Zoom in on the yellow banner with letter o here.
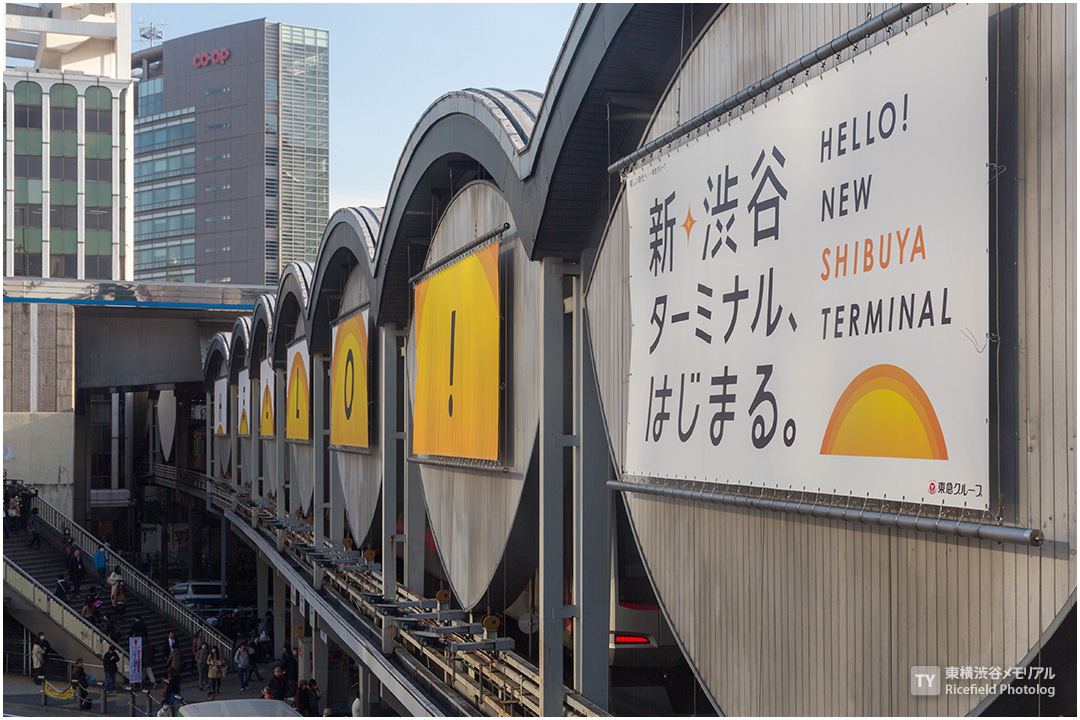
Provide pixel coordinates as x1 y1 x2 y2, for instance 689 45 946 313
412 243 499 460
331 308 370 448
286 341 310 442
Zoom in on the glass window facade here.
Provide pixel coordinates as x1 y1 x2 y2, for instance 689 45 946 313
13 81 43 277
49 84 79 277
84 86 113 279
278 25 329 267
138 76 163 116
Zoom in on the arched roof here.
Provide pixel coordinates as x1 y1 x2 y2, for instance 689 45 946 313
270 262 314 364
204 332 231 383
250 294 276 373
373 88 542 324
308 207 382 356
373 5 717 324
228 316 251 381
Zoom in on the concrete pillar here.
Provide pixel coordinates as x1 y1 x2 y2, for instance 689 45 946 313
257 553 269 618
124 391 134 489
273 571 287 655
313 626 329 712
359 665 380 716
290 592 305 664
378 325 399 653
111 391 120 490
538 258 566 716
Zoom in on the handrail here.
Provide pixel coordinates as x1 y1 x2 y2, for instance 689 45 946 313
29 495 234 658
3 556 129 677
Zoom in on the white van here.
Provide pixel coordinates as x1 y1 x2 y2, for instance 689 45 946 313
168 581 227 606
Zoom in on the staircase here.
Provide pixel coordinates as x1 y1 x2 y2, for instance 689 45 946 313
5 524 197 682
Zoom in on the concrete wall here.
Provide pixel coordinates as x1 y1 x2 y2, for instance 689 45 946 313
3 412 76 518
4 302 75 413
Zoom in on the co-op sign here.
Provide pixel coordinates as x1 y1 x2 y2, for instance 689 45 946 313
193 48 230 68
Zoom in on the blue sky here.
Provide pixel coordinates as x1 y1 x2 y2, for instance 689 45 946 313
131 3 579 211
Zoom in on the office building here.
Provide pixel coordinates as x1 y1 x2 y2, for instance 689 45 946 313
131 19 329 285
4 2 133 281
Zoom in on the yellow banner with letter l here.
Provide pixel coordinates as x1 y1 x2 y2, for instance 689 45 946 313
412 243 500 460
331 308 370 449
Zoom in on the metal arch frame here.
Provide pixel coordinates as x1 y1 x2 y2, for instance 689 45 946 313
308 207 382 355
227 315 252 379
203 331 231 383
269 261 314 363
250 294 277 370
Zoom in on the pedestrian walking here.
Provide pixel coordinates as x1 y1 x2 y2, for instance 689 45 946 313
307 679 322 716
60 527 74 556
113 580 127 615
295 679 310 716
30 639 45 683
54 575 71 603
26 507 41 548
107 566 123 602
66 547 86 596
268 666 287 701
163 666 182 705
93 545 108 585
102 646 120 692
73 658 91 710
234 642 254 691
195 642 209 691
206 647 225 694
167 644 183 676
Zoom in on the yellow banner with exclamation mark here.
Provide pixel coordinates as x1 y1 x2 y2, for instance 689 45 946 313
412 243 500 460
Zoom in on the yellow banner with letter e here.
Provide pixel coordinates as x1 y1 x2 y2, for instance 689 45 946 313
412 243 499 460
286 340 310 441
331 308 370 449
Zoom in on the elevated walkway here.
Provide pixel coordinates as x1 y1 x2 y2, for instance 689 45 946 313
153 464 608 717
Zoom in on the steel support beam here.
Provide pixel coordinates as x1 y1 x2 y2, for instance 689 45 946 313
204 390 212 480
330 453 345 545
257 552 269 619
379 324 399 653
404 458 425 594
573 283 610 709
276 368 287 519
231 382 239 485
539 258 565 716
273 570 288 656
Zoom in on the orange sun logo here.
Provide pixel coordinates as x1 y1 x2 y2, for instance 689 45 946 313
820 364 948 460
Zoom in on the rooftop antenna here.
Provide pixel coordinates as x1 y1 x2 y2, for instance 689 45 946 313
138 17 166 47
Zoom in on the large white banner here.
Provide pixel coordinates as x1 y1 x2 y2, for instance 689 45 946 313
238 368 251 437
625 5 988 509
213 377 228 436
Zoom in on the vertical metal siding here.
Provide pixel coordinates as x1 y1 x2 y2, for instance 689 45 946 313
409 181 542 610
589 4 1076 715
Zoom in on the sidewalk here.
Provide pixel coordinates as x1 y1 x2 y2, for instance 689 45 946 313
4 663 281 717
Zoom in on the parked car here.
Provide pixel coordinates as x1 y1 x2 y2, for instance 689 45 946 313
169 581 228 608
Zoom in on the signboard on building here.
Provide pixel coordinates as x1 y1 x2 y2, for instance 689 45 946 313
214 377 228 436
286 339 310 442
624 5 988 509
331 308 370 450
260 358 275 438
412 243 500 460
238 368 251 436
